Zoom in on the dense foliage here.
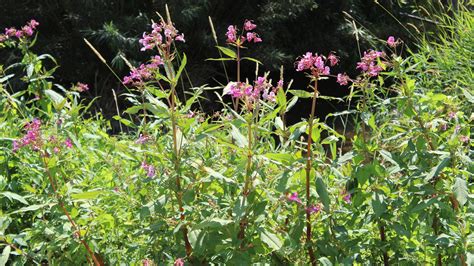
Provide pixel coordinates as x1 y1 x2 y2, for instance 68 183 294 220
0 3 473 266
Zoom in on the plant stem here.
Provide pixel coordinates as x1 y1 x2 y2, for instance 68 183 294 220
305 79 318 266
238 118 253 247
379 223 389 266
169 84 193 258
41 155 101 266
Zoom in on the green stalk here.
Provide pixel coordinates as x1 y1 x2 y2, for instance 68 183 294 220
238 117 253 247
305 79 318 266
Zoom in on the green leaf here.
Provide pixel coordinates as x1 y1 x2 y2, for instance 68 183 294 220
194 218 232 230
289 89 313 98
71 190 102 200
0 192 28 205
453 177 468 206
0 245 10 266
371 193 386 217
216 46 237 58
230 124 248 148
10 204 48 214
202 166 235 184
44 89 67 110
264 153 295 164
173 53 187 84
260 229 282 251
318 257 333 266
316 177 330 212
424 156 450 182
241 57 262 64
205 58 236 61
460 88 474 103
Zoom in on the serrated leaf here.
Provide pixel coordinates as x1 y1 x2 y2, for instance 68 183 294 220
371 193 386 217
0 246 10 266
0 192 28 205
453 177 468 206
425 156 450 182
71 190 102 200
316 177 330 212
289 89 313 98
230 124 248 148
194 218 232 230
216 46 237 59
260 229 282 251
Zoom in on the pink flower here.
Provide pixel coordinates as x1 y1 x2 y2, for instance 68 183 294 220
64 138 73 149
306 204 321 214
226 25 237 43
135 134 151 144
5 27 17 37
28 20 39 29
387 36 397 48
460 135 469 143
76 82 89 92
142 258 153 266
141 161 156 178
174 258 185 266
296 52 332 76
14 118 43 152
53 147 60 154
337 73 350 86
287 192 302 204
175 33 185 42
448 111 457 120
328 53 339 66
343 193 351 203
357 50 386 77
244 20 257 31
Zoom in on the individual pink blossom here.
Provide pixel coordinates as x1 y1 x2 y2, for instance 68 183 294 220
460 135 469 143
244 20 257 31
76 82 89 92
343 193 351 203
306 204 321 214
136 134 151 144
287 192 302 204
174 258 185 266
142 258 153 266
448 111 456 120
328 53 339 66
64 138 73 149
246 32 262 43
337 73 350 86
53 147 60 153
387 36 397 48
175 34 185 42
226 25 237 43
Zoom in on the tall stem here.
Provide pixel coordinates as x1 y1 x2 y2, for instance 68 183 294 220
305 79 318 265
238 118 253 246
41 155 101 266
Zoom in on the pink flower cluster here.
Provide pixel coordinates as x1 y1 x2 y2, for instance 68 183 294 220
336 73 350 86
123 56 164 86
226 76 283 105
356 50 386 77
139 21 184 52
1 20 39 42
225 20 262 44
13 118 42 152
141 161 156 178
287 192 321 215
296 52 338 76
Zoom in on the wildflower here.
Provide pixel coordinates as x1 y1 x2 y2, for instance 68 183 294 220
226 25 237 43
459 135 469 143
287 192 302 204
139 20 184 51
448 111 456 120
356 50 386 77
387 36 397 48
141 161 156 178
306 204 321 214
336 73 350 86
123 58 162 86
53 147 60 154
246 32 262 43
174 258 185 266
244 20 257 31
440 123 447 131
76 82 89 92
143 259 153 266
64 138 73 149
14 118 43 152
136 134 151 144
295 52 331 76
328 53 339 66
343 193 351 203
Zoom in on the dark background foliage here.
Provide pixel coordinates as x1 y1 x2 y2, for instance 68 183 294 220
0 0 449 126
